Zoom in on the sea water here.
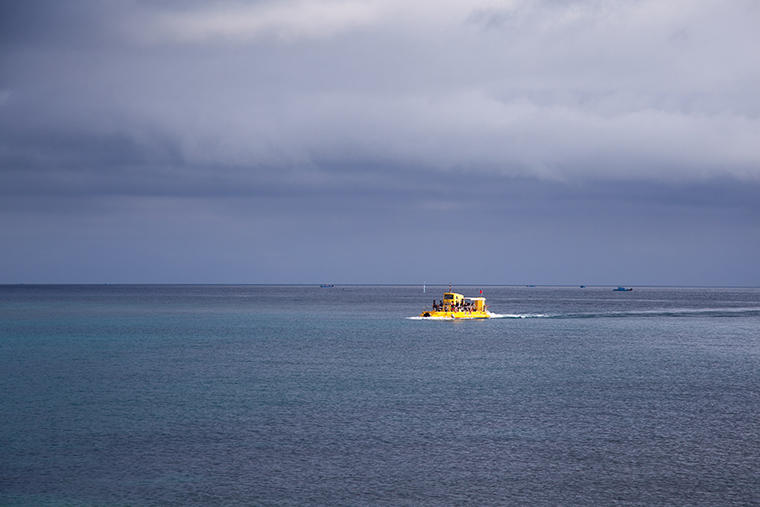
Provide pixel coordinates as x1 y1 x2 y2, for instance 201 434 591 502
1 285 759 506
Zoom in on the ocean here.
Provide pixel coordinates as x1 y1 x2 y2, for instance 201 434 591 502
1 285 759 506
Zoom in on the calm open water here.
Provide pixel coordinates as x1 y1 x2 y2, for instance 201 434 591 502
1 285 759 506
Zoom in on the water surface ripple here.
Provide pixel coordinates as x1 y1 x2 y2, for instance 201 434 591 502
1 285 759 506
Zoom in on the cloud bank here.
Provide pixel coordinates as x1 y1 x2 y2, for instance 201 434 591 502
1 0 759 284
2 0 759 191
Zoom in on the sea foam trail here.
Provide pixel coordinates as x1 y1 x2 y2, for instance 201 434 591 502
554 307 760 319
409 307 760 320
488 312 551 319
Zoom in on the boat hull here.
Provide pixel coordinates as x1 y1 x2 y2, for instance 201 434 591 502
419 310 490 319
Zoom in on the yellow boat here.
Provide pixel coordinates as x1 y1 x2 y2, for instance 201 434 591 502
419 292 490 319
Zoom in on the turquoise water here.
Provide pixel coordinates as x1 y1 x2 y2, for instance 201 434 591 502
1 285 759 506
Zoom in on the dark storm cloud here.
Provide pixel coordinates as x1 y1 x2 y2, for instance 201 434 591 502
3 0 759 188
1 0 759 283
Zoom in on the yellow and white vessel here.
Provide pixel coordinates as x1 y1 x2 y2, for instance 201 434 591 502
419 292 490 319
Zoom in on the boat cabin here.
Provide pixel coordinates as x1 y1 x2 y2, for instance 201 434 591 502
442 292 463 310
441 293 486 312
468 297 486 312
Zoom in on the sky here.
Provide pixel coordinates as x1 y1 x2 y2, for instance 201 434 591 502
1 0 759 285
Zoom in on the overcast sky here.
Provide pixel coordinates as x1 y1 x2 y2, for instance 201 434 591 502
1 0 759 285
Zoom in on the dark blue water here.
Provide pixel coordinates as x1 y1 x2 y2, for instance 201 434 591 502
2 285 759 506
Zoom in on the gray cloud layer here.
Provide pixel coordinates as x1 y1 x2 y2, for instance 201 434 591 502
1 0 759 283
3 0 759 185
